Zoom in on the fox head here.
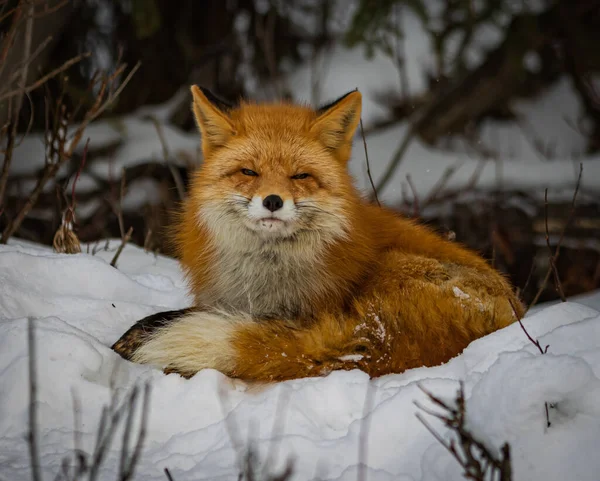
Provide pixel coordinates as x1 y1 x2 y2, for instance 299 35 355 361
188 86 362 243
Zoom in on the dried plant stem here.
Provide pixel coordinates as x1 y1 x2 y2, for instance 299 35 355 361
1 161 61 241
544 188 566 301
508 299 551 428
110 226 133 268
359 117 379 206
0 0 34 209
0 61 140 244
528 163 583 310
27 316 43 481
151 116 185 201
373 124 415 197
406 174 419 217
0 52 91 103
415 382 512 481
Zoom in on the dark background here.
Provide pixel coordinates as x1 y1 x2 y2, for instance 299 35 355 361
0 0 599 307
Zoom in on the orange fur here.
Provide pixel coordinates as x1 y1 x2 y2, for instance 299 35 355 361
128 85 524 382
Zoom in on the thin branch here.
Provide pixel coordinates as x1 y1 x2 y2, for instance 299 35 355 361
0 0 34 210
359 117 379 206
373 124 415 196
543 188 566 301
110 226 133 268
406 174 419 217
0 62 140 244
415 382 513 481
529 163 583 310
357 382 376 481
509 299 546 356
164 468 174 481
150 116 185 201
65 61 141 157
71 138 90 208
508 299 551 428
27 316 43 481
0 52 90 103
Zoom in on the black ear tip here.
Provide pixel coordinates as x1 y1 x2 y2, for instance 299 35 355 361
198 86 213 97
316 89 361 115
196 87 234 112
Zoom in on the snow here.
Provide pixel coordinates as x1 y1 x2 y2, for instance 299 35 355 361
1 239 600 481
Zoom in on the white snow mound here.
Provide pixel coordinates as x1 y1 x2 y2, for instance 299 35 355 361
1 240 599 481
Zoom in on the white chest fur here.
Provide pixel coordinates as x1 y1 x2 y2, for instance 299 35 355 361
200 229 333 319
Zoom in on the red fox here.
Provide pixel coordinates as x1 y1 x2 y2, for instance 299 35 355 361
112 86 524 382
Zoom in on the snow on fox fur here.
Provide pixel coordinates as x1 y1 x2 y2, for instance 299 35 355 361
112 86 524 382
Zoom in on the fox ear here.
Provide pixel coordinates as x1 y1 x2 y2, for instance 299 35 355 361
310 90 362 160
190 85 236 154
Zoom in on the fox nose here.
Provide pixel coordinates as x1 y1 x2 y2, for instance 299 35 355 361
263 194 283 212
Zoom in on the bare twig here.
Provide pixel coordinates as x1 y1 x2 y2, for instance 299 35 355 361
164 468 174 481
150 116 185 201
357 382 376 481
509 299 548 356
110 226 133 268
406 174 419 217
415 382 512 481
27 316 43 481
261 387 292 481
0 0 34 210
529 163 583 310
0 52 90 103
508 299 551 428
543 189 566 301
0 62 140 244
359 117 379 206
373 124 415 197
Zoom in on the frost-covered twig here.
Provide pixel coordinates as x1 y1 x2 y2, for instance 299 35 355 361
415 382 512 481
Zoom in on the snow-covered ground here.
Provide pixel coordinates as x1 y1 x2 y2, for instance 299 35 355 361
1 239 599 481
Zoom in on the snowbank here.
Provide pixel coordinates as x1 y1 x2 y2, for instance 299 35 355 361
1 240 599 481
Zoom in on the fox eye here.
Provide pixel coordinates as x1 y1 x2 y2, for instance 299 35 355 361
241 168 258 176
291 173 310 180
